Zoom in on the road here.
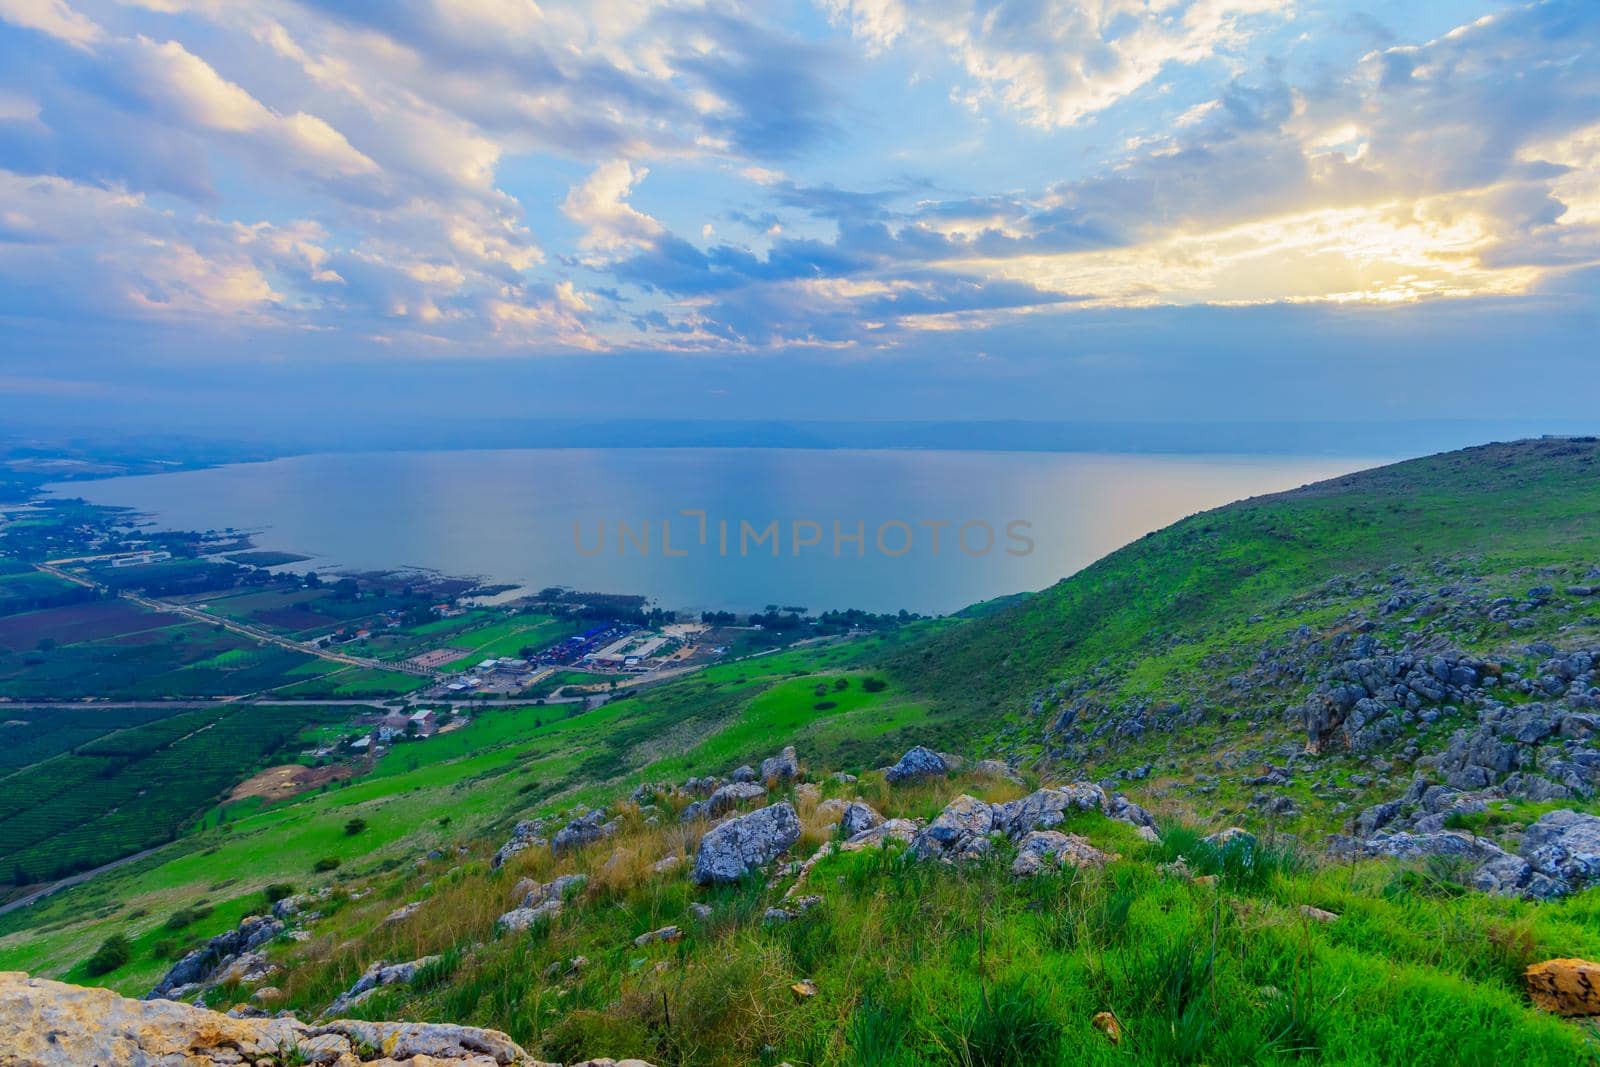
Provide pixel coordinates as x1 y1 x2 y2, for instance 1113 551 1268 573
0 845 168 918
33 562 438 678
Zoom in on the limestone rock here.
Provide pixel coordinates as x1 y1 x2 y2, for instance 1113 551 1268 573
839 801 885 838
327 955 441 1016
910 794 994 863
633 925 682 947
680 781 766 823
491 819 547 869
991 785 1105 837
841 818 918 852
551 810 619 856
691 802 802 884
1525 958 1600 1016
148 914 285 1000
0 971 552 1066
760 745 801 783
884 745 948 785
1010 831 1111 877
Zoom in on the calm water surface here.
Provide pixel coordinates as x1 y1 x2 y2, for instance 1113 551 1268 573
53 449 1387 615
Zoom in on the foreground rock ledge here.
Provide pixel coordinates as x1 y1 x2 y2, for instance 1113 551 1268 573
0 971 653 1067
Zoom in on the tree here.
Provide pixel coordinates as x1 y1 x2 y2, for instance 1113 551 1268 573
344 817 367 836
304 571 322 588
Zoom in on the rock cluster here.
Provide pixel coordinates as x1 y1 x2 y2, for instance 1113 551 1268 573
3 970 579 1066
1333 808 1600 899
149 914 285 1001
550 810 619 856
326 955 441 1016
679 781 766 822
497 874 588 932
883 745 949 784
491 819 550 869
894 780 1150 871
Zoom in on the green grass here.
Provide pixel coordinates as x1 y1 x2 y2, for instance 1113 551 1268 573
147 769 1600 1067
6 438 1600 1061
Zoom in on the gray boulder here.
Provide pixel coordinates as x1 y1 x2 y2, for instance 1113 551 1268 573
520 873 588 909
1521 809 1600 891
691 802 802 885
147 915 284 1000
991 784 1105 837
839 801 885 838
550 810 618 856
1010 830 1112 877
326 955 440 1016
681 780 766 822
884 746 948 785
759 745 801 782
490 819 547 869
910 794 995 863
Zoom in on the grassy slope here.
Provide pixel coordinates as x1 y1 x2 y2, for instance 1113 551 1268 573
891 438 1600 754
4 439 1600 1062
0 644 922 992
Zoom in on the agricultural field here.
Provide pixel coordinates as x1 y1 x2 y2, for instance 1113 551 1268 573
0 703 358 884
0 597 322 699
0 642 925 992
0 566 97 618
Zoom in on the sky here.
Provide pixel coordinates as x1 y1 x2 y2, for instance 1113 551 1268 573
0 0 1597 438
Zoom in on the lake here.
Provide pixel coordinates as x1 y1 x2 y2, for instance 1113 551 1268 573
53 449 1389 615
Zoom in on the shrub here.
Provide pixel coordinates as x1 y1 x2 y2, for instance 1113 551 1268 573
264 882 295 903
344 818 367 836
164 904 212 931
84 934 131 977
862 677 888 692
313 856 341 872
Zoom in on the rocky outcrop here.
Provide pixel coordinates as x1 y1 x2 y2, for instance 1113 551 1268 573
679 781 765 822
1010 831 1111 877
840 818 918 851
326 954 440 1016
1 971 562 1066
1333 809 1600 900
148 914 284 1001
910 794 994 863
691 802 802 884
550 810 619 856
907 785 1143 870
884 746 948 785
492 819 549 869
497 875 586 933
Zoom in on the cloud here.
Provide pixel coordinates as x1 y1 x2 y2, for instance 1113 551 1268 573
0 0 1597 363
822 0 1285 127
120 37 379 181
563 159 664 258
0 0 101 49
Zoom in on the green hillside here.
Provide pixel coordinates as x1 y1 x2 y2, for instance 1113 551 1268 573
4 438 1600 1065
